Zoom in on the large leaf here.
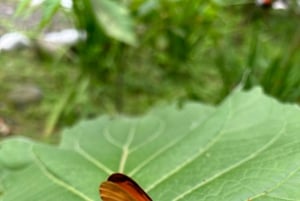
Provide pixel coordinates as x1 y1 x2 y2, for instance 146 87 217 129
91 0 137 46
1 88 300 201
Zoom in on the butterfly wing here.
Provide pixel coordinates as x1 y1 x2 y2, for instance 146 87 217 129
99 173 152 201
100 181 136 201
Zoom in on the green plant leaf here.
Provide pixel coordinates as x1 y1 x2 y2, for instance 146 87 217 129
38 0 61 30
1 88 300 201
14 0 32 17
0 138 34 170
91 0 137 46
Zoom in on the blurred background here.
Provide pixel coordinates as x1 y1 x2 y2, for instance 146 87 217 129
0 0 299 141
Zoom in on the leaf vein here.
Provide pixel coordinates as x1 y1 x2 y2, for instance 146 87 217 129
172 121 286 201
33 150 94 201
76 141 113 175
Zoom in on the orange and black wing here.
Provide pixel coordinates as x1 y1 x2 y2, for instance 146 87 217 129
99 173 152 201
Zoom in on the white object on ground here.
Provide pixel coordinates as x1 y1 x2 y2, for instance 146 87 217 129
38 29 86 52
30 0 44 7
272 0 288 10
61 0 73 9
0 32 30 52
30 0 72 9
42 29 86 46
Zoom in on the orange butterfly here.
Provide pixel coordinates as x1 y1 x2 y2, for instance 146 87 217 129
99 173 153 201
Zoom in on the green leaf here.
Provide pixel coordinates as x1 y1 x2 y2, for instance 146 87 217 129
15 0 61 30
14 0 32 17
38 0 61 30
91 0 137 46
1 88 300 201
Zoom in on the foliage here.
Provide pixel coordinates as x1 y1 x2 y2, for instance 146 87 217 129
15 0 300 101
1 88 300 200
9 0 300 136
240 5 300 103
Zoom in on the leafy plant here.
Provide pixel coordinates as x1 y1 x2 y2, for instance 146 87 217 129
15 0 138 135
207 3 300 103
242 6 300 103
1 87 300 201
130 0 222 77
12 0 300 137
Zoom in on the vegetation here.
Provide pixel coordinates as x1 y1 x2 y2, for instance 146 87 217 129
0 0 299 138
1 1 300 200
